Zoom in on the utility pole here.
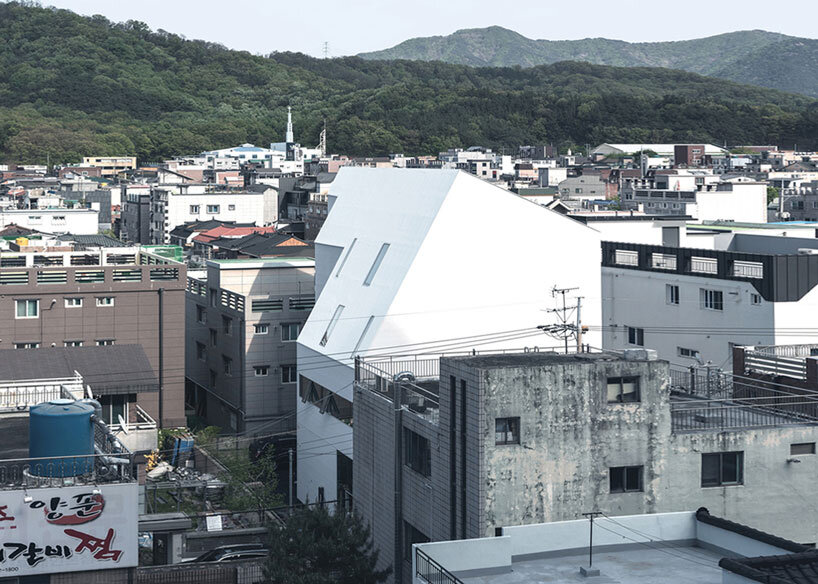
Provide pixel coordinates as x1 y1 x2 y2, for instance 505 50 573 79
539 286 581 353
580 511 603 577
575 296 583 352
288 448 294 509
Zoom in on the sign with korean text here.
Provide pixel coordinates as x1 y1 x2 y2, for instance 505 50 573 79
0 483 138 577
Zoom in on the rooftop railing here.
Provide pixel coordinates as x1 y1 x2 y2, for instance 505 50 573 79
0 375 83 412
0 451 135 490
415 548 465 584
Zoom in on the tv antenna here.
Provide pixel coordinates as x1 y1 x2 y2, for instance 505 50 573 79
538 286 584 353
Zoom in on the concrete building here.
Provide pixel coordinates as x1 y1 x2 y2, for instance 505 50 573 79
557 174 609 200
0 208 99 234
412 508 809 584
591 143 727 159
185 256 315 433
354 350 818 583
81 156 137 177
621 173 767 223
602 233 818 370
0 241 186 427
296 168 602 510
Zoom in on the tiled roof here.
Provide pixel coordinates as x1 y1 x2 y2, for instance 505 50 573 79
0 345 158 395
720 552 818 584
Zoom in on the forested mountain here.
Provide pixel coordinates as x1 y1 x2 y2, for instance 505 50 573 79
1 2 818 164
359 27 818 98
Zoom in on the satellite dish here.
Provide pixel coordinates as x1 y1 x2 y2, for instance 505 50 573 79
118 414 129 434
85 385 94 399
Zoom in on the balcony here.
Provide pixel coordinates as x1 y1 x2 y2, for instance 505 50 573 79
0 375 84 412
114 404 158 452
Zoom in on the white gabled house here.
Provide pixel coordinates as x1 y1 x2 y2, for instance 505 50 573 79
296 168 602 504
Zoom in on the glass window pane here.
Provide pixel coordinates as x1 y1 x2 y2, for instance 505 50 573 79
111 396 126 425
626 466 641 491
621 380 639 402
609 468 624 493
607 381 621 403
702 454 720 486
722 453 740 484
16 301 24 317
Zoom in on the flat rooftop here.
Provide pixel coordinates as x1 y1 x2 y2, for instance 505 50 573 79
443 351 650 369
461 545 722 584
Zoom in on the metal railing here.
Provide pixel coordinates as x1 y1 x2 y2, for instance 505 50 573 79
0 452 135 489
671 397 818 432
669 367 733 399
744 352 808 380
415 548 464 584
0 376 84 411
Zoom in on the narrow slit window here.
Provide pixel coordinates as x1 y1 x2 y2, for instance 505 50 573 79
320 305 345 347
363 243 390 286
352 315 375 355
335 238 357 277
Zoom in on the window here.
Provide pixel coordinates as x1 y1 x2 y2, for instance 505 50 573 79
209 369 217 387
495 417 520 445
222 355 233 376
228 204 235 211
281 365 297 384
196 342 207 361
65 297 83 308
700 289 723 311
15 342 40 349
196 305 207 324
99 395 128 427
282 323 300 342
15 299 39 319
64 340 83 347
190 205 200 214
210 328 218 346
363 243 390 286
666 284 679 305
254 323 269 335
627 326 644 346
222 316 232 335
403 428 431 477
96 339 115 346
403 521 430 562
319 305 345 347
609 466 643 493
678 347 701 360
254 366 269 377
791 443 816 455
607 377 640 403
751 293 762 306
207 205 220 214
96 297 114 307
701 452 743 487
335 238 357 277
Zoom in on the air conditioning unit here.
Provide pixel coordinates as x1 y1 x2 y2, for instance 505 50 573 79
798 248 818 255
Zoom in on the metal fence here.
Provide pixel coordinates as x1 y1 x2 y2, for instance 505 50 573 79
669 367 733 399
415 548 464 584
0 452 135 489
138 559 264 584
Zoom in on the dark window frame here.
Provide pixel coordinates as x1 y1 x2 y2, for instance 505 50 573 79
701 452 743 487
607 377 641 403
627 326 644 346
609 465 644 493
495 417 520 445
403 427 431 477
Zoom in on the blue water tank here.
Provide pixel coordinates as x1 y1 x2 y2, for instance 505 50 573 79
29 399 94 477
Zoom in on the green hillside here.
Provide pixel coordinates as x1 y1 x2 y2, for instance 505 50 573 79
1 2 817 164
359 27 818 98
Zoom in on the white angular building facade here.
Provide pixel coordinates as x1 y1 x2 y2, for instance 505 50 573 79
296 168 602 503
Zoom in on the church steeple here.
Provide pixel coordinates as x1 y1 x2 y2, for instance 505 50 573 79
286 106 294 144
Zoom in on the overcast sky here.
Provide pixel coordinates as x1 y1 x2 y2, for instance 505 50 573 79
39 0 817 58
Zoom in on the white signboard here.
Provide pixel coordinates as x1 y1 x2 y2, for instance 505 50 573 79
0 483 138 577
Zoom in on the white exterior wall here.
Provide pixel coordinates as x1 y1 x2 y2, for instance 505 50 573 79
696 184 767 223
297 168 602 503
0 209 99 234
166 193 266 236
602 267 776 368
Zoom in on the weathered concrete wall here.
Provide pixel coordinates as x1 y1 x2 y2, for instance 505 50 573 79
474 356 671 535
662 426 818 544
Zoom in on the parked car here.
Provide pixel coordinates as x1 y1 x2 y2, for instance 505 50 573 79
183 543 268 563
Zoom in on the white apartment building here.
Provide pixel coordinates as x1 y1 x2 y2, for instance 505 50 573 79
0 208 99 234
296 167 602 504
602 232 818 371
622 172 767 223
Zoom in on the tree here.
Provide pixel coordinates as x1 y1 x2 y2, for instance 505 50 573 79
219 442 282 511
767 186 780 205
264 506 391 584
